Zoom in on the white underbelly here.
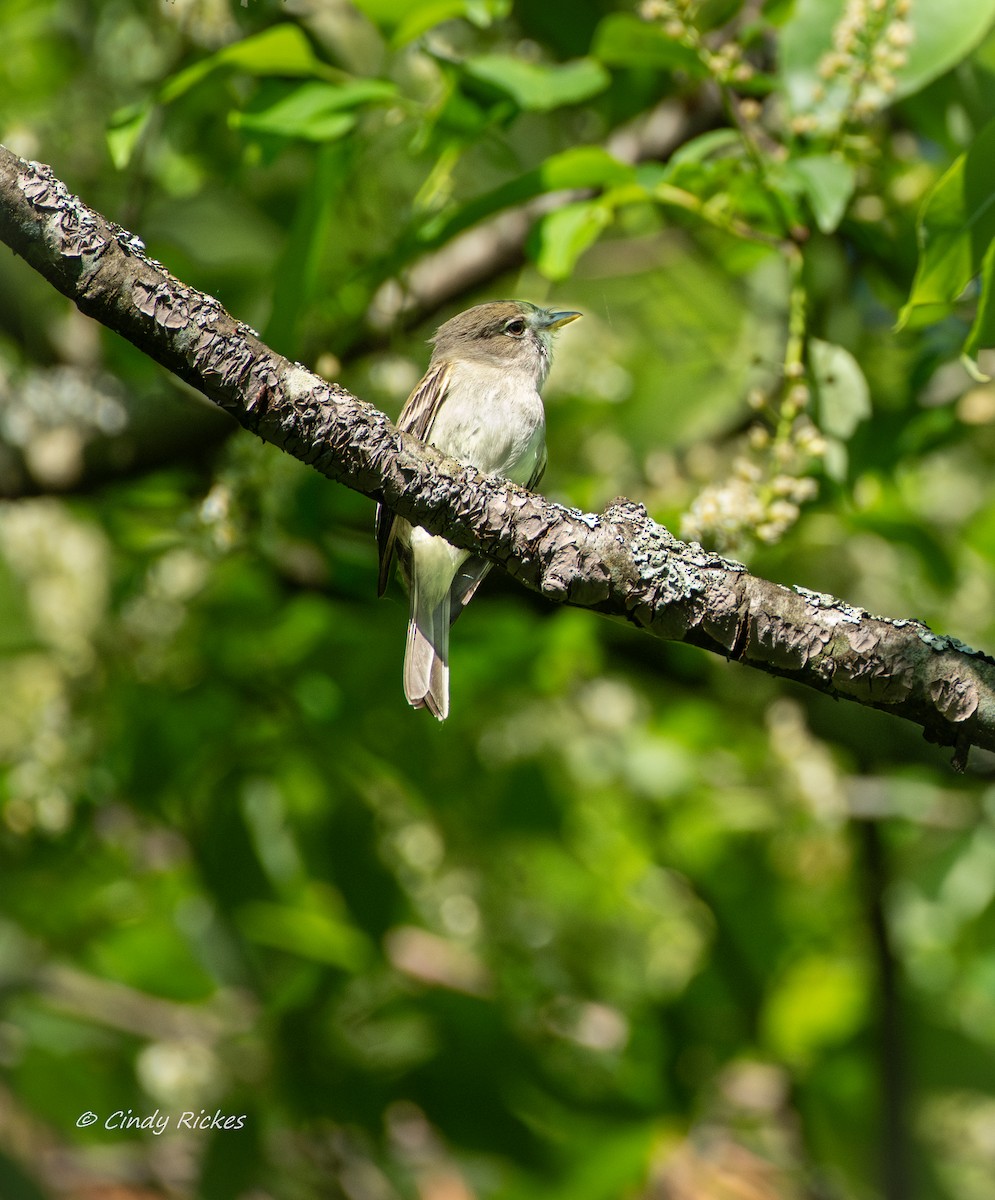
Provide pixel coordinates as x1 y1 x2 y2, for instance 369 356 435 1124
430 365 546 483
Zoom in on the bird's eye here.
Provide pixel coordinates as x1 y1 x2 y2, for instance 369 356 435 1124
504 318 527 336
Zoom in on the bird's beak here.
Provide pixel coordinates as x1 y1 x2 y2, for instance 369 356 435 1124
542 310 582 330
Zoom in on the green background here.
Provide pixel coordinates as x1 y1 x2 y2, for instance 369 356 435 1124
4 1 995 1197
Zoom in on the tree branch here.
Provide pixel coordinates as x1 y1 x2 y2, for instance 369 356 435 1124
2 143 993 765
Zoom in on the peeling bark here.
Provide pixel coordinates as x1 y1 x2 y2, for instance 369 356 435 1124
2 143 994 766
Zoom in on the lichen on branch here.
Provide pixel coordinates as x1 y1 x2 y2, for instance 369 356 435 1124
1 142 993 768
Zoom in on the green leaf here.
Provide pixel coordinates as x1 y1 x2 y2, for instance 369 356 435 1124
901 117 995 325
393 1 467 44
808 336 870 480
413 147 633 249
392 0 511 45
780 0 995 113
966 238 995 356
348 0 415 22
232 112 356 145
230 80 395 142
669 128 743 166
461 55 610 112
891 0 995 98
265 144 345 354
762 955 867 1067
530 199 613 280
500 1123 659 1200
356 0 509 31
592 12 704 74
106 101 154 170
238 900 372 971
788 154 856 233
540 145 634 190
809 338 871 440
159 24 335 105
822 437 849 482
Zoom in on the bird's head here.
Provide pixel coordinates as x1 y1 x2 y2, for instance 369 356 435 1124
430 300 581 386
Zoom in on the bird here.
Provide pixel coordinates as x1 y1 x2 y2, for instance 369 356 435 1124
376 300 581 721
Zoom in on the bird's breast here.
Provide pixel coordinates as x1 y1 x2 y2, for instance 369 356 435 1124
431 363 546 484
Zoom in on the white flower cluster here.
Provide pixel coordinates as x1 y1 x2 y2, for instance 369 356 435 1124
815 0 914 125
639 0 755 85
0 362 130 491
681 418 824 550
0 502 112 837
639 0 697 36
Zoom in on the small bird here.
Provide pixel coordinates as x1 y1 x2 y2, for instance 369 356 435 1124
376 300 581 720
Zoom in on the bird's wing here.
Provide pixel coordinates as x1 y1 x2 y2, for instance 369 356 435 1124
450 433 547 622
377 360 453 597
397 359 453 438
527 443 547 492
449 557 492 622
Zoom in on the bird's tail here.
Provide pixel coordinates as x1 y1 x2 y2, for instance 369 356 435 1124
404 575 451 721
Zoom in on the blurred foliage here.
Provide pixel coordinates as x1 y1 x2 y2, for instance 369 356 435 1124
5 0 995 1198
